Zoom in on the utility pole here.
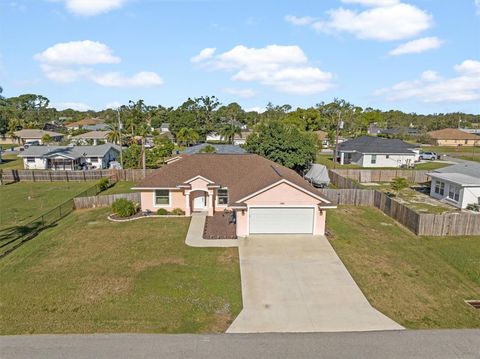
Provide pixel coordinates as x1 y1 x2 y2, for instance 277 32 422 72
117 108 123 168
333 111 341 169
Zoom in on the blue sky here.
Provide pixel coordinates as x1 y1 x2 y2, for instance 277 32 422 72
0 0 479 114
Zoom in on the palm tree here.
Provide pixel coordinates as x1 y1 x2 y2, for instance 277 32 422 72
136 124 150 175
219 124 241 144
106 123 122 145
176 127 199 147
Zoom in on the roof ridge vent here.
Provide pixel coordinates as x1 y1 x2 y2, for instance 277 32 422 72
271 165 282 177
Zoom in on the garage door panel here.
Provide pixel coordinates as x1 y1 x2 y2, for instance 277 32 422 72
249 207 314 234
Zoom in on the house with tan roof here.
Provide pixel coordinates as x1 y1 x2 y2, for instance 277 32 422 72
13 129 65 145
70 130 111 145
65 118 105 130
133 154 334 237
428 128 479 147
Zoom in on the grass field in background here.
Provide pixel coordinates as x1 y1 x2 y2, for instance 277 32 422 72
100 181 137 195
327 206 480 329
0 208 241 334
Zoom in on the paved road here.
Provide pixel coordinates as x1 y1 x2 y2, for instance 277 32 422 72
227 236 402 333
1 330 479 358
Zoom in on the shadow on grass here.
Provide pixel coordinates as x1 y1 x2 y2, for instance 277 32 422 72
0 222 59 259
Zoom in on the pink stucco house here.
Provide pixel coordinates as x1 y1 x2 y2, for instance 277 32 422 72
133 154 335 237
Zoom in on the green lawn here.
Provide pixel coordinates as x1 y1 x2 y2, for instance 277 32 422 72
0 144 15 150
327 206 480 329
100 181 137 195
414 161 450 170
316 154 361 169
0 154 23 169
0 181 95 231
423 146 480 162
0 208 242 334
317 154 449 170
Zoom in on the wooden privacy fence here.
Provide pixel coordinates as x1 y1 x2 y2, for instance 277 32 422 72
318 189 375 206
74 192 141 209
417 213 480 236
318 187 480 236
373 190 421 235
333 169 430 184
0 169 156 183
328 170 364 189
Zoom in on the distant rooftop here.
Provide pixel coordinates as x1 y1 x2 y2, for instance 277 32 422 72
183 143 247 155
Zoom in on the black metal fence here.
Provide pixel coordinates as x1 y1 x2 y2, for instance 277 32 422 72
0 183 101 259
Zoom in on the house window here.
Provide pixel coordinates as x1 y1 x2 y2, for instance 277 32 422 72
26 157 35 163
155 190 170 206
434 181 445 195
448 185 460 202
217 188 229 205
371 155 377 164
386 155 390 159
90 157 98 163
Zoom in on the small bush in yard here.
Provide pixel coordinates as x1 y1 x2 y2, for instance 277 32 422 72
97 178 111 192
112 199 137 218
171 208 185 215
391 177 409 192
156 208 169 215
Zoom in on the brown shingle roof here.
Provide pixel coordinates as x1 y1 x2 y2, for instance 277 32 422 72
135 154 328 205
428 128 480 140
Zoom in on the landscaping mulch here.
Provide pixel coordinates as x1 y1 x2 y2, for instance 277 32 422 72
203 212 237 239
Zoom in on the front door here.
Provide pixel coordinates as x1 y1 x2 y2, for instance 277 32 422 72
193 194 206 211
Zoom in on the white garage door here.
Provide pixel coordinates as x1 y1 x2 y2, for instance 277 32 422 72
249 207 314 235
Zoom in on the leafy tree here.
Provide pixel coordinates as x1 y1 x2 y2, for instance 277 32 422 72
41 134 53 143
176 127 199 147
219 124 241 144
245 120 317 171
106 123 122 145
391 177 409 191
199 144 216 153
122 143 142 169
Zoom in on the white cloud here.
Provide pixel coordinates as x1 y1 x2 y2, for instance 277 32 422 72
285 15 315 26
245 106 266 113
34 40 163 88
389 37 443 56
105 101 122 109
190 48 216 63
223 88 256 98
50 102 92 111
34 40 120 65
341 0 399 6
91 71 164 87
56 0 127 16
192 45 334 95
376 59 480 103
289 1 432 41
476 0 480 14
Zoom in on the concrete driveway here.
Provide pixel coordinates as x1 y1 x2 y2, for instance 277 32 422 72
227 236 403 333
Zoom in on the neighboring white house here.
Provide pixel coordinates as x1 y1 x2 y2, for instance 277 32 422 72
159 123 170 133
337 136 419 168
14 129 65 145
428 162 480 209
18 143 120 170
233 130 252 146
70 131 110 145
206 132 225 142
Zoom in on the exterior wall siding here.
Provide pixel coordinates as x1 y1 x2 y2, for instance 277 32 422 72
360 154 416 168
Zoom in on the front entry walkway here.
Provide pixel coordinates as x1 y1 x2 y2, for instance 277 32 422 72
227 236 403 333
